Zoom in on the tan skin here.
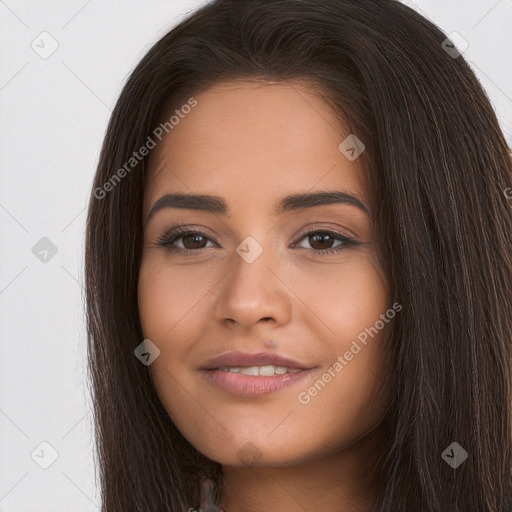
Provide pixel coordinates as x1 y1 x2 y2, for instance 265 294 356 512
138 80 392 512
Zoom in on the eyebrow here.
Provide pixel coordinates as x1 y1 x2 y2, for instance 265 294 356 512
145 190 369 224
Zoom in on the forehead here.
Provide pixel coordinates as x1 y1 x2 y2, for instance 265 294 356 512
144 79 369 217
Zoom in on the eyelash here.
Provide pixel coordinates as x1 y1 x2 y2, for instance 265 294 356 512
154 226 359 256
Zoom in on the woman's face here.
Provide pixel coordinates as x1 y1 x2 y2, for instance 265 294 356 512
138 79 391 467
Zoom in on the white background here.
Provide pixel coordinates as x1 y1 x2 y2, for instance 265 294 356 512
0 1 511 510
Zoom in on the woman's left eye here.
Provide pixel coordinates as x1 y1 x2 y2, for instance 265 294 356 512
155 228 359 255
293 230 359 254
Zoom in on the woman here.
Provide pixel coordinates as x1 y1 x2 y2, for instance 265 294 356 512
85 0 512 510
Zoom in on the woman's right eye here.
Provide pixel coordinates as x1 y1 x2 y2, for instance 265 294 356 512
156 229 217 255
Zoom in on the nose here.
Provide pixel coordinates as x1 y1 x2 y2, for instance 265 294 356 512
213 243 292 331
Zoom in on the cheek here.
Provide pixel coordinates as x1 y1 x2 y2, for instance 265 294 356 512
285 251 389 337
290 255 391 430
137 259 220 441
137 257 215 340
287 256 390 432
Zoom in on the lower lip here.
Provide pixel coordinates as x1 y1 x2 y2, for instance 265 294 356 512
202 368 314 396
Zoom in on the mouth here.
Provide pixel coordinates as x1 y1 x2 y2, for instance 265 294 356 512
200 351 317 396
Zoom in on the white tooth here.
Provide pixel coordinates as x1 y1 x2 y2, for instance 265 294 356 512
259 365 276 376
221 365 301 375
240 366 259 376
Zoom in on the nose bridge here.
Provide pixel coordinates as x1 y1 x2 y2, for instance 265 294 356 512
213 233 291 327
228 234 277 298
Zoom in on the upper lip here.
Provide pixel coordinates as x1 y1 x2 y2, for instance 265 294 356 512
202 351 312 370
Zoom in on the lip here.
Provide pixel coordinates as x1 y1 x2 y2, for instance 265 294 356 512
201 351 311 371
202 368 315 396
200 350 316 396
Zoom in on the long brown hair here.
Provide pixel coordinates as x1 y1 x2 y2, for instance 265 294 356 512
85 1 512 510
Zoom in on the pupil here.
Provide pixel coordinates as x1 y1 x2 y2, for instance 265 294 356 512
312 233 332 250
184 234 205 248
